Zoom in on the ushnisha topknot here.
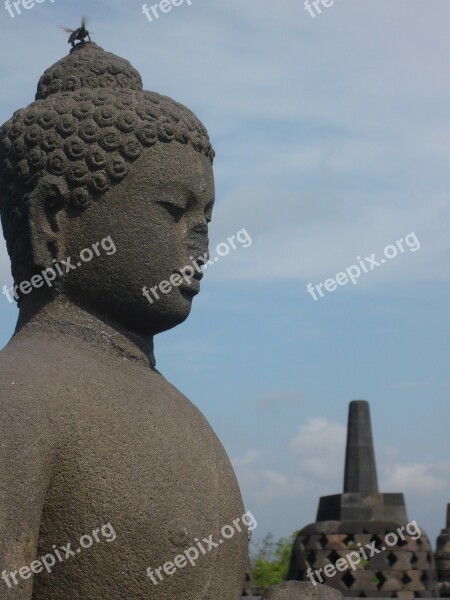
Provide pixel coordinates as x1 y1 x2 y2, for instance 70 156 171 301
35 42 144 100
0 43 215 288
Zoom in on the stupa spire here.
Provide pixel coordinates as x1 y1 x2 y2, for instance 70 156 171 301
343 399 379 493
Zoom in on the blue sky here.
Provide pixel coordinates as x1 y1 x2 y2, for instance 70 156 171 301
0 0 449 547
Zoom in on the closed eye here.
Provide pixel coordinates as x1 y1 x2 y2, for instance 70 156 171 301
157 201 185 220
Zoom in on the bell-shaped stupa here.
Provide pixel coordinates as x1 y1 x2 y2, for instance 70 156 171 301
435 505 450 597
287 401 438 598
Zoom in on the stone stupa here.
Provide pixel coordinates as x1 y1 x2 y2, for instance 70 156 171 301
435 505 450 597
287 401 438 598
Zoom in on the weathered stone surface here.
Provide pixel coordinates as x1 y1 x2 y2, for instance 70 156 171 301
0 42 247 599
261 581 343 600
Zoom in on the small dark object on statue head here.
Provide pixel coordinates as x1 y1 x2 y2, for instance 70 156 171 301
61 16 92 48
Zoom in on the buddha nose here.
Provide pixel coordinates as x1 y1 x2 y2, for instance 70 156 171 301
187 223 209 261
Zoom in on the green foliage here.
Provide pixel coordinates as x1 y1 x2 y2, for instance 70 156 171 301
250 532 297 591
346 540 380 586
346 541 370 570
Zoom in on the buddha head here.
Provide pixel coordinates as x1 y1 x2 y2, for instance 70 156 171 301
0 43 215 335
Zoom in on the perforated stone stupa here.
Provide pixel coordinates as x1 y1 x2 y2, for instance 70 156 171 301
287 401 438 598
435 505 450 597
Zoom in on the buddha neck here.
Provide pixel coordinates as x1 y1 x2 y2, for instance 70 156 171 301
15 296 156 370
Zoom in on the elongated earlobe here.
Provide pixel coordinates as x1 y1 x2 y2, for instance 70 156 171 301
25 176 68 271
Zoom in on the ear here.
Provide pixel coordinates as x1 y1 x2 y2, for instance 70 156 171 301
25 176 68 270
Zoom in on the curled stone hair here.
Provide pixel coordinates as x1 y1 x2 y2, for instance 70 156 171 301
0 43 215 288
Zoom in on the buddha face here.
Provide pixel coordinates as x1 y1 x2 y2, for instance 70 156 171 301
60 142 215 335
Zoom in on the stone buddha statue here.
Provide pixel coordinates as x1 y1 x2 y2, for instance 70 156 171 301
0 42 249 599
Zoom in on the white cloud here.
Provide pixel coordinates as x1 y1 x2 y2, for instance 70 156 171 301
290 418 346 479
233 449 261 468
260 469 289 489
234 456 311 504
233 417 346 513
383 463 449 494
